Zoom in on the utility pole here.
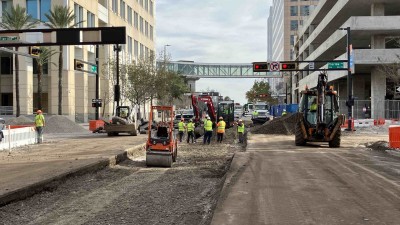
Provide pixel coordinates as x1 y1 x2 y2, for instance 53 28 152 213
114 44 121 108
340 27 353 131
95 45 99 120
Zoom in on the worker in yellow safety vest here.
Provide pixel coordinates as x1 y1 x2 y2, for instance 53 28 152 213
310 98 317 124
282 109 287 116
252 110 258 119
178 118 186 142
203 116 213 145
237 119 245 143
217 116 226 143
186 119 195 143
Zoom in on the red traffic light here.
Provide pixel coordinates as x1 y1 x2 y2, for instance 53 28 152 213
253 62 269 72
280 62 298 71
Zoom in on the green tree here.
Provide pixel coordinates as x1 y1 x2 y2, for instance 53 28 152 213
45 5 82 115
0 4 38 116
246 79 277 104
34 47 57 110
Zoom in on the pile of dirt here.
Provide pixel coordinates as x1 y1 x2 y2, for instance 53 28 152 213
366 141 391 151
5 116 34 125
251 113 299 135
44 115 88 134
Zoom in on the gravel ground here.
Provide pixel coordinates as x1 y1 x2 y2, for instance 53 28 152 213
0 128 243 225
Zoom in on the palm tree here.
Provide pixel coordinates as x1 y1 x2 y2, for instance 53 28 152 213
44 5 82 115
0 5 38 117
34 47 57 110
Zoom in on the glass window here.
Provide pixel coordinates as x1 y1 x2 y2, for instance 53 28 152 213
134 11 138 29
134 40 138 59
290 6 298 16
150 1 153 16
300 5 310 16
145 21 148 37
290 20 298 31
128 36 132 55
150 25 153 40
140 43 144 58
26 0 38 19
120 0 125 19
291 0 297 1
385 37 400 49
140 0 143 7
145 0 148 11
112 0 118 13
1 56 12 74
40 0 50 22
290 35 295 45
1 0 12 13
127 6 132 25
74 3 83 28
140 16 143 33
87 11 95 27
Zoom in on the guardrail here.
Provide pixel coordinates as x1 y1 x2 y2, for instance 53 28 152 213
0 126 37 151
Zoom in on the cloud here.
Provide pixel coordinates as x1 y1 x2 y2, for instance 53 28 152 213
156 0 273 104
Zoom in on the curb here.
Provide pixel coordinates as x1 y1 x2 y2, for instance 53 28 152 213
0 144 145 207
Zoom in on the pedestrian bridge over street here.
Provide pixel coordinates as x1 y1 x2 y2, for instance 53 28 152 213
157 61 282 78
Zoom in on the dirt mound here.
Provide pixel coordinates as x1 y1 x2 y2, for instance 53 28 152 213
5 116 34 125
44 115 88 134
366 141 391 151
251 113 299 135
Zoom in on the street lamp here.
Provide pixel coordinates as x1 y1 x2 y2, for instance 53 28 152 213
164 44 171 62
339 27 353 131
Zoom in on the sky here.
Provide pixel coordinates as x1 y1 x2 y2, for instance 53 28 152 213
156 0 272 105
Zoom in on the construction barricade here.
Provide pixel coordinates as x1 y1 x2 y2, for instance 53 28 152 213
389 125 400 148
0 125 36 151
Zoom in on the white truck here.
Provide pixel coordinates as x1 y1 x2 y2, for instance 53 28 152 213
251 102 271 124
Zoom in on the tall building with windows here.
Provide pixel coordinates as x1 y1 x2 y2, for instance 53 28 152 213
267 0 319 99
0 0 155 122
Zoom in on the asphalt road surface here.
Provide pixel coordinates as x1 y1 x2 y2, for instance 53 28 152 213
212 134 400 225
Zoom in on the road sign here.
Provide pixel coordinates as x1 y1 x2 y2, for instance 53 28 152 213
309 62 314 70
349 44 355 74
396 86 400 93
0 36 19 42
328 62 344 69
91 65 97 73
270 62 280 71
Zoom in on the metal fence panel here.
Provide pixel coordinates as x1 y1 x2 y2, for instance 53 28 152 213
338 100 400 120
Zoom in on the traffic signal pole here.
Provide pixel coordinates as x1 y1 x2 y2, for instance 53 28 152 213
95 45 99 120
340 27 353 131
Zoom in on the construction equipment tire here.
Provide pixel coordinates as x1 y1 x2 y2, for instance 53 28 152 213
295 122 306 146
329 129 341 148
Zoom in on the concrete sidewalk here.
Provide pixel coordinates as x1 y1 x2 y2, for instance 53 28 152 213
0 133 146 206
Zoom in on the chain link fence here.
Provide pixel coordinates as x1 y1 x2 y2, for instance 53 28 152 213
338 100 400 120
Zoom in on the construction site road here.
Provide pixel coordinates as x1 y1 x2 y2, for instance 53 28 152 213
212 134 400 225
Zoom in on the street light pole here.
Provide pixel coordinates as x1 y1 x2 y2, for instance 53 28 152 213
339 27 353 131
164 44 171 63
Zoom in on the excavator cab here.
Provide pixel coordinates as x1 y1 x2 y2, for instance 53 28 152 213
295 73 344 147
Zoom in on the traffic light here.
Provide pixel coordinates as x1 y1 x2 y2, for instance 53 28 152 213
280 62 298 71
74 59 84 70
253 62 269 72
29 46 41 56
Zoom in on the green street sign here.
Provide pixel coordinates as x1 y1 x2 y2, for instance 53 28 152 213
91 65 97 73
328 62 344 69
0 36 19 41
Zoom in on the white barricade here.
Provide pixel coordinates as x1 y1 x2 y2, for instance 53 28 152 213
353 119 375 128
0 126 37 151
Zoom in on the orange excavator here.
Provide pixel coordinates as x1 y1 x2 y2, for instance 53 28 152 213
145 105 178 167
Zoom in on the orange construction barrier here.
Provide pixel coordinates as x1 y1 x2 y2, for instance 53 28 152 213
89 120 104 132
389 125 400 148
341 119 354 129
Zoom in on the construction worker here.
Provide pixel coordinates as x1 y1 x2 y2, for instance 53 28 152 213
35 110 45 143
282 109 287 116
252 110 258 119
237 119 245 143
310 98 317 112
186 119 195 143
178 118 186 142
203 116 213 145
310 98 317 124
217 116 226 143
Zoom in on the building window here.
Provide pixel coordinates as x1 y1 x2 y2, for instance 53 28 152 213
150 0 153 16
300 5 310 16
112 0 118 13
385 37 400 49
290 20 298 31
290 35 295 45
291 0 297 1
26 0 51 22
139 16 143 33
128 36 132 55
127 6 132 25
120 0 125 19
145 21 148 37
290 6 298 16
87 11 95 27
74 3 83 28
1 56 12 75
145 0 148 11
1 0 12 15
140 43 144 58
134 40 138 59
134 11 138 29
150 25 153 40
140 0 143 7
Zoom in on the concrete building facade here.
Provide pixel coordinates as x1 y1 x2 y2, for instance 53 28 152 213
267 0 319 99
0 0 155 122
293 0 400 119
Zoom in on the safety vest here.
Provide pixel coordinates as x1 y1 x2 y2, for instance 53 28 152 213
35 114 45 127
217 120 226 133
282 111 287 116
204 119 213 131
178 121 185 131
310 103 317 111
253 111 258 116
237 124 245 133
187 122 195 132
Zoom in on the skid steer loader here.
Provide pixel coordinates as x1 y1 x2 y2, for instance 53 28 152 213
295 72 344 147
145 105 178 167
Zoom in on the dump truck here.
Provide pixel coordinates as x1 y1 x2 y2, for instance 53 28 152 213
145 105 178 167
295 72 344 147
104 106 138 136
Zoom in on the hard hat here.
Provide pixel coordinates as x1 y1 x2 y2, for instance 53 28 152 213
37 110 42 113
239 119 242 122
189 119 193 122
219 116 223 120
206 116 210 119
